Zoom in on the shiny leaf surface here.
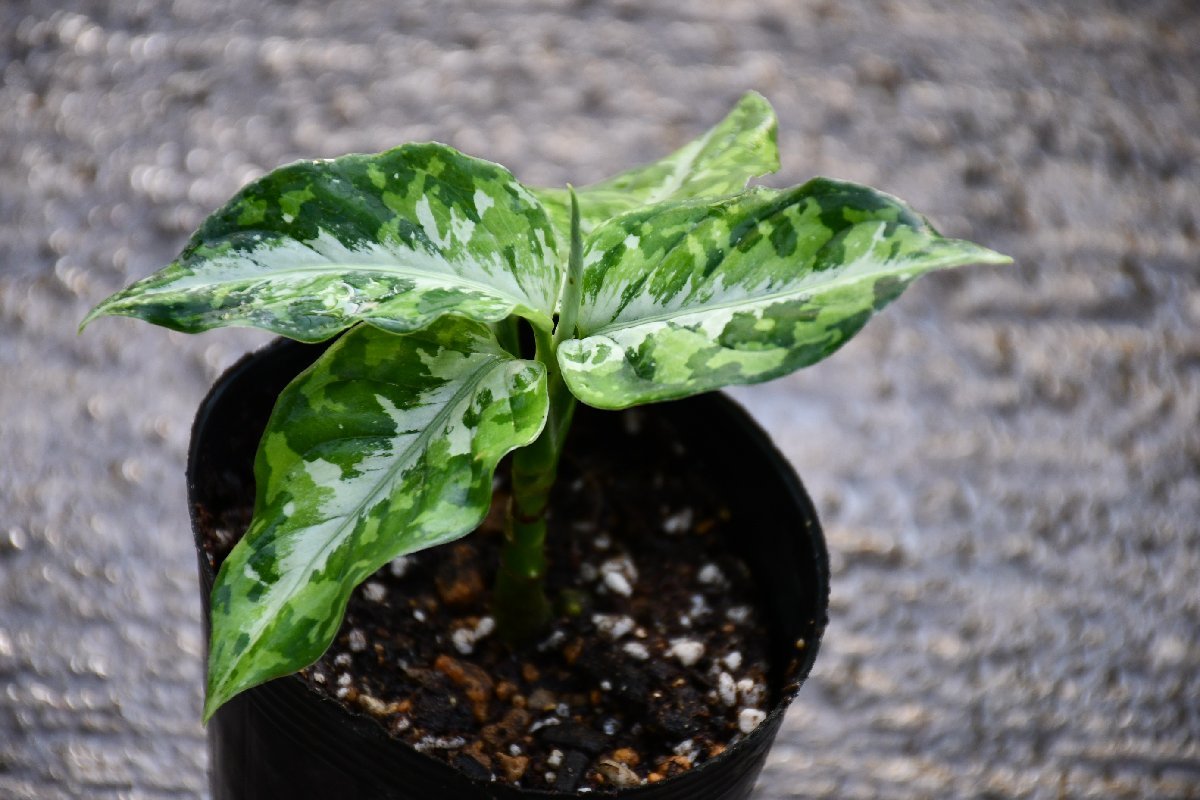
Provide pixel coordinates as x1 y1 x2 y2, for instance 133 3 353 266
85 143 560 340
204 319 548 718
558 179 1012 408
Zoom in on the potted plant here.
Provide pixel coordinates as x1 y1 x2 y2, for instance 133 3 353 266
83 93 1009 798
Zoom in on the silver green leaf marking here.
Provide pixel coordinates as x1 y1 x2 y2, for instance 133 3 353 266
557 179 1012 408
84 143 561 340
533 92 779 244
204 319 548 719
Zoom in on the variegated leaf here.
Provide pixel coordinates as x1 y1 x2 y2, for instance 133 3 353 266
84 143 560 341
558 179 1012 408
533 91 779 241
205 319 548 719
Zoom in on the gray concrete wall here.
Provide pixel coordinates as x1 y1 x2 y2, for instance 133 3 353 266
1 1 1197 797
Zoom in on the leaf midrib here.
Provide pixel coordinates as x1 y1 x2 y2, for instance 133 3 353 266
579 249 963 338
221 353 505 688
144 263 544 309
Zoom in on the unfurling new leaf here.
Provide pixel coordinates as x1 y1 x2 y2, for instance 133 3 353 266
532 91 779 243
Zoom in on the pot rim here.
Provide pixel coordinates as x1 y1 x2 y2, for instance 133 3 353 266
187 336 830 798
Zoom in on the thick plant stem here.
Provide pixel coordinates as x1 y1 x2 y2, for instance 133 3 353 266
494 326 576 642
494 189 582 643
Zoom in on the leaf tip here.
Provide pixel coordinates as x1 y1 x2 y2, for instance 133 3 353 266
736 89 772 111
963 243 1015 267
201 695 221 725
78 300 118 335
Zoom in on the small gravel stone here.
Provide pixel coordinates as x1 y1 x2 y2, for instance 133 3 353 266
726 605 751 623
673 739 700 762
434 654 494 723
495 752 529 783
347 628 367 652
597 758 641 788
527 687 558 712
357 694 389 716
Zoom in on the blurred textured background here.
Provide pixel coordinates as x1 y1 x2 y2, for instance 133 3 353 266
2 1 1198 797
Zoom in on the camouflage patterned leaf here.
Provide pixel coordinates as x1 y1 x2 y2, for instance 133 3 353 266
84 143 561 341
533 91 779 241
204 319 548 719
558 179 1012 408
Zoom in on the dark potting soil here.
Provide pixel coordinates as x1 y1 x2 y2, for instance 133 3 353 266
198 405 774 793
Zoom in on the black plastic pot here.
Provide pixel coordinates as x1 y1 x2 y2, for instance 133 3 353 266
187 338 830 800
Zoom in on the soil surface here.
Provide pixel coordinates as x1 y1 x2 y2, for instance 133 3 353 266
200 405 775 792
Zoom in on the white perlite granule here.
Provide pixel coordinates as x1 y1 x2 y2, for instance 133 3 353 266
622 641 650 660
592 613 636 640
666 638 705 667
738 708 766 734
718 672 737 707
603 571 633 597
599 556 638 596
662 508 694 534
451 616 496 655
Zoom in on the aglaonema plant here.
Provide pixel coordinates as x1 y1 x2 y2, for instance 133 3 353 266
83 93 1010 722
